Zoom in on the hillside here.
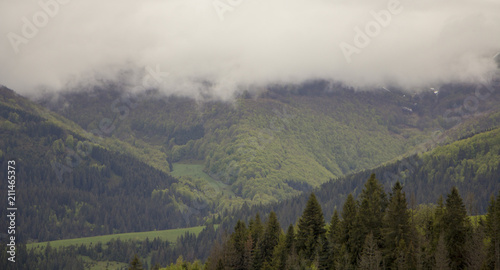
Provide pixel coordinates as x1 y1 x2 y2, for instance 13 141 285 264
37 80 500 210
0 86 213 242
227 126 500 230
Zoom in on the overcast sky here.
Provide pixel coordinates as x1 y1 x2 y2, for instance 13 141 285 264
1 0 499 99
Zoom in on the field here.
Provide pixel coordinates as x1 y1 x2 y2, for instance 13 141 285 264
27 226 206 251
170 161 236 197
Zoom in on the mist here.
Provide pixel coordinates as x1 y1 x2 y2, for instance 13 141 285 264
1 0 499 99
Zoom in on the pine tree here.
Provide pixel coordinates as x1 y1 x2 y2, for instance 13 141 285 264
486 193 500 270
243 235 254 270
250 213 264 250
328 210 342 269
358 174 388 245
257 211 282 267
215 258 225 270
297 193 326 263
433 195 445 246
465 225 486 270
382 181 410 268
285 224 296 254
318 234 332 270
358 233 382 270
228 220 249 270
129 254 144 270
434 234 450 270
393 239 407 270
341 193 361 266
442 187 471 270
271 234 288 270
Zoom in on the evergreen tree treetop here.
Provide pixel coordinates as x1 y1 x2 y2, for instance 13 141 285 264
297 193 327 262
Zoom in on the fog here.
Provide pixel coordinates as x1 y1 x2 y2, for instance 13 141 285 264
1 0 499 99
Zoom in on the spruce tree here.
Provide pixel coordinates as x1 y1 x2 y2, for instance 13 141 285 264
341 193 361 266
434 234 450 270
129 254 144 270
297 193 326 263
318 234 332 270
258 211 282 267
382 181 410 268
228 220 249 270
285 224 296 255
442 187 471 270
250 213 264 250
328 210 342 269
358 233 382 270
358 174 388 245
486 193 500 270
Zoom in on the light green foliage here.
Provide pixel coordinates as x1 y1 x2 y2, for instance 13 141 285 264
27 226 207 251
421 127 500 183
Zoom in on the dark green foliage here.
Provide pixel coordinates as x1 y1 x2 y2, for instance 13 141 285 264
358 174 388 244
38 83 500 207
202 176 497 270
296 193 326 263
442 187 471 270
259 212 282 265
382 181 410 268
486 194 500 269
228 220 249 270
328 210 342 269
435 234 451 270
129 254 144 270
341 193 361 266
357 233 382 270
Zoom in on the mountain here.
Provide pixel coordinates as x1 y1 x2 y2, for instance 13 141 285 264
0 86 209 242
38 80 500 209
2 76 499 243
225 123 500 230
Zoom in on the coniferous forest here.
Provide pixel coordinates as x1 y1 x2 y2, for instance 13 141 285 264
167 174 500 270
2 174 500 269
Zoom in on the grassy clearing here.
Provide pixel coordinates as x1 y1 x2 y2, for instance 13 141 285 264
27 226 206 251
171 162 236 197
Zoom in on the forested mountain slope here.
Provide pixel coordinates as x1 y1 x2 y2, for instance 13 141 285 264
0 87 212 242
38 80 500 208
226 126 500 231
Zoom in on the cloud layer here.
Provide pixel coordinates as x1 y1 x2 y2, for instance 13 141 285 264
1 0 499 98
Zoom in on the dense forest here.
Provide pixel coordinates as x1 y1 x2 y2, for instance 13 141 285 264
3 174 499 269
161 175 500 270
0 97 216 242
39 82 500 208
212 127 500 244
1 82 500 269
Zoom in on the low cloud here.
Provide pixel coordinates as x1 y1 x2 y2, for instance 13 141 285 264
1 0 499 99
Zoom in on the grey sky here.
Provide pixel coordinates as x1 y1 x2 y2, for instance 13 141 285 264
1 0 499 99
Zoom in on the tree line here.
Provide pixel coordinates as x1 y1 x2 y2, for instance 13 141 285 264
194 174 500 270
